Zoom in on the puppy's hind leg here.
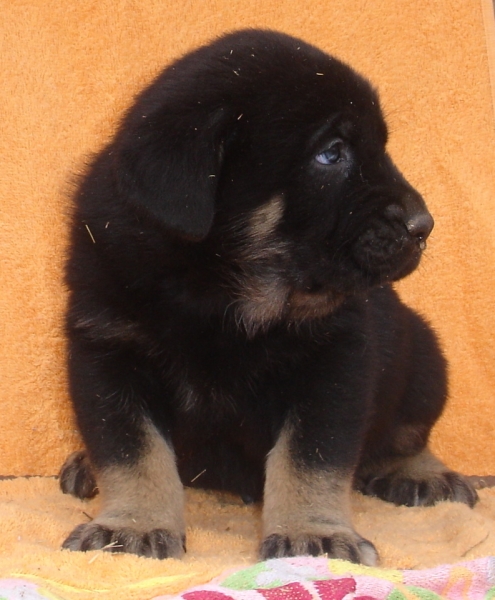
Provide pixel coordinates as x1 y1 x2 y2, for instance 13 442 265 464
356 438 478 508
59 450 98 499
356 312 477 508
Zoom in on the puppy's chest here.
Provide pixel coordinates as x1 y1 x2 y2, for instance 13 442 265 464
176 378 238 414
174 358 270 418
170 332 301 417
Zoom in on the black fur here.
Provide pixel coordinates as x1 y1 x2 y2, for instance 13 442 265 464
61 29 477 561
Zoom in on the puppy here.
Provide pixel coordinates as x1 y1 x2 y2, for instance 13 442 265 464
60 29 477 564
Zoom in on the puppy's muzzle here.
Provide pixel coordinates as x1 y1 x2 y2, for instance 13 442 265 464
385 194 434 248
351 187 433 281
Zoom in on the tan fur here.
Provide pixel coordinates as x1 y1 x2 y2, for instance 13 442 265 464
399 448 450 478
92 421 185 536
364 447 450 480
235 195 344 330
236 274 289 336
263 429 351 535
263 424 353 537
262 423 378 564
355 445 475 504
233 195 290 336
287 288 344 320
248 195 285 244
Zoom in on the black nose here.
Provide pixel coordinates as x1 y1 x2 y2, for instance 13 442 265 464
405 212 434 240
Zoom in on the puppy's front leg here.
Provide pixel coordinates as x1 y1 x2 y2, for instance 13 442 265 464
261 421 378 564
62 420 185 558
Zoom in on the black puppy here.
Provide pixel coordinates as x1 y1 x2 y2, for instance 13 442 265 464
60 29 477 564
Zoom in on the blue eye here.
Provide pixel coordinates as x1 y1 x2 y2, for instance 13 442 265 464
315 142 343 165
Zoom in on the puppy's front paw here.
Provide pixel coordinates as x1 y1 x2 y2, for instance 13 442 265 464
62 522 185 559
259 531 378 565
59 450 98 499
362 470 478 508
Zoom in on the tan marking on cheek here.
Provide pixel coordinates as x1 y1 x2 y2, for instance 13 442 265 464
93 421 185 535
231 195 291 334
249 195 285 241
237 194 343 326
239 195 288 263
235 194 344 331
263 423 354 537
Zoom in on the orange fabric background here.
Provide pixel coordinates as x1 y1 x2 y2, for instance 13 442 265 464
1 0 494 476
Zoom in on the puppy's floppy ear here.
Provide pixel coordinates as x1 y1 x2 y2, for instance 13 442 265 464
115 105 231 240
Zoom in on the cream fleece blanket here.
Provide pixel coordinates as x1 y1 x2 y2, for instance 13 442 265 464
0 478 494 599
1 0 495 478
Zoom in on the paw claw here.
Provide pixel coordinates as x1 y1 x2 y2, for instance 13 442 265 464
62 522 185 559
59 451 98 499
361 470 478 508
260 531 378 565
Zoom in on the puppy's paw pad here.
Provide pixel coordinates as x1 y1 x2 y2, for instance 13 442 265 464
259 532 378 565
62 523 185 559
59 451 98 499
362 470 478 508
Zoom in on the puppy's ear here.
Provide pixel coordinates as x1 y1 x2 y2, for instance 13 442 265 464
115 106 231 240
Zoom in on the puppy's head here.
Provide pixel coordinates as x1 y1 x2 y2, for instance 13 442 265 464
114 29 433 332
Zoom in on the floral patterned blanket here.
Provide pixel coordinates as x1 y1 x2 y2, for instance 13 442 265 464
1 556 494 600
